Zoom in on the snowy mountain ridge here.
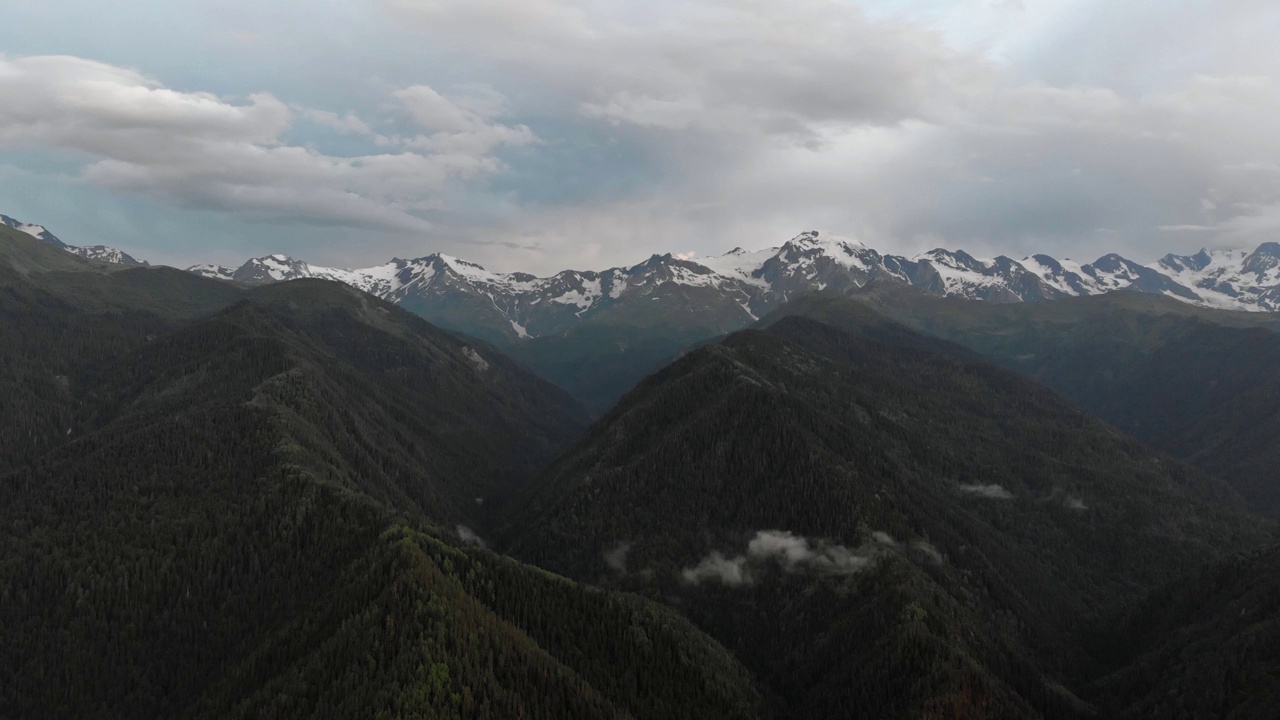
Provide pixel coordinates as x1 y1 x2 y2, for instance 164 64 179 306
182 229 1280 343
1 213 148 266
6 209 1278 343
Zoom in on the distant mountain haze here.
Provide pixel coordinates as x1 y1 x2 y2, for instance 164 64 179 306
12 212 1279 415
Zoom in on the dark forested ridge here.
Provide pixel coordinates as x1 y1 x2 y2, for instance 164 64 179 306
7 223 1280 719
833 285 1280 518
0 230 760 720
1093 543 1280 720
1 226 245 476
501 303 1276 718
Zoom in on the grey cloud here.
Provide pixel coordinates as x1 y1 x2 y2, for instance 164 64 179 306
379 0 986 140
0 54 532 235
6 2 1280 273
373 0 1280 269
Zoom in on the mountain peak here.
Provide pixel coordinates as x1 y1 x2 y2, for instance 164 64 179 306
231 254 312 284
786 229 866 250
2 211 147 265
1 213 65 247
1253 241 1280 256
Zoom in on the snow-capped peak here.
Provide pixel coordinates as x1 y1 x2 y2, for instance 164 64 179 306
187 263 237 281
783 230 870 267
233 254 312 283
162 228 1280 346
2 212 147 265
1148 242 1280 309
2 213 64 246
695 246 779 285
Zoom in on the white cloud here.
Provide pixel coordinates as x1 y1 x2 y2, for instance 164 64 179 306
681 551 750 586
958 483 1015 499
0 54 532 235
681 530 874 586
456 524 486 547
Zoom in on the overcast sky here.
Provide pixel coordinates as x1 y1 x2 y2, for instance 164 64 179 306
2 0 1279 273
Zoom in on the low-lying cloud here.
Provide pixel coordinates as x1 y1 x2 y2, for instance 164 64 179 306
682 551 751 586
681 530 876 586
603 541 632 573
455 524 486 547
958 483 1015 500
910 540 944 565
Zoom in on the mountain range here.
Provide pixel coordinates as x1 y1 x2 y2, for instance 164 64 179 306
185 232 1280 345
17 209 1279 413
8 213 1279 340
4 215 1280 719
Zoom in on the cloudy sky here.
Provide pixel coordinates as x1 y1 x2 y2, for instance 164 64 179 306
2 0 1279 273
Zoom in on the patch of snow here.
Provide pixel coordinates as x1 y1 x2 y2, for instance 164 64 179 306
1019 255 1086 295
696 246 778 286
547 276 603 311
187 263 236 280
16 223 48 239
915 251 1005 294
609 275 629 299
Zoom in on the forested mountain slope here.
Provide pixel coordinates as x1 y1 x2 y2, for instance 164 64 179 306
839 286 1280 517
502 307 1273 719
1094 544 1280 720
1 225 245 475
0 229 757 719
